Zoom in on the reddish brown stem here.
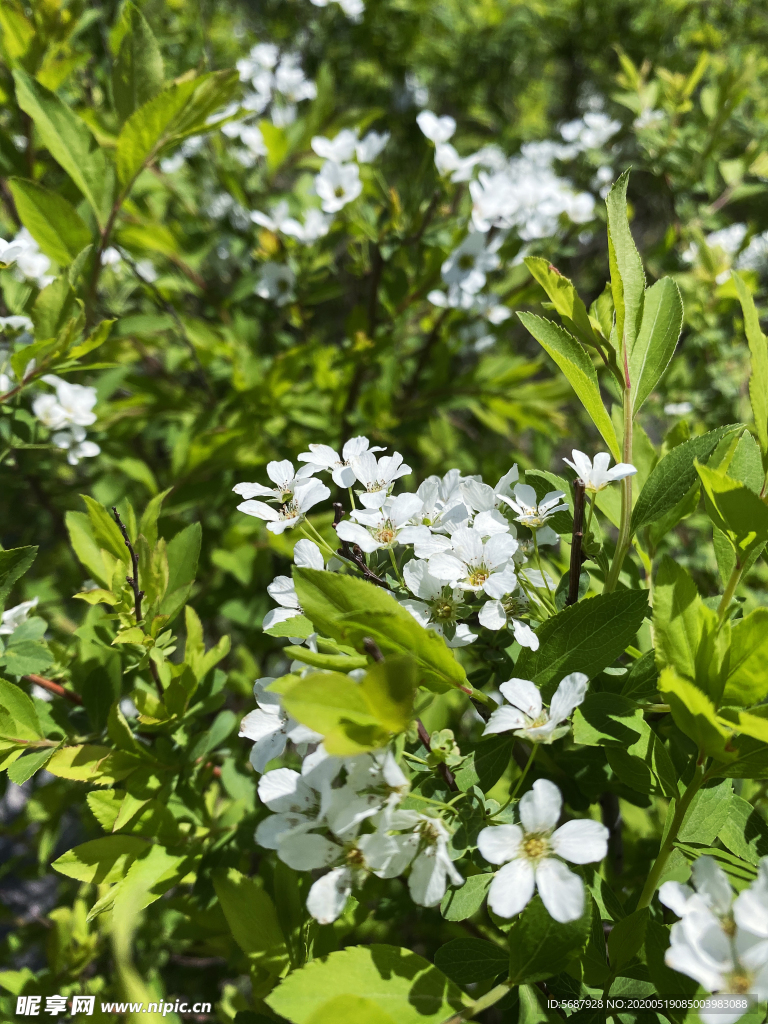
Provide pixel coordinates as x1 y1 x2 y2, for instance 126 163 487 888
24 674 83 706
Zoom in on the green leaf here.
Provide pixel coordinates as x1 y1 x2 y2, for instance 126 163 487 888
697 461 768 561
293 568 469 695
440 873 492 921
266 944 466 1024
52 835 149 883
0 546 37 607
606 170 645 359
81 495 130 562
733 271 768 456
730 431 764 493
508 895 590 984
0 677 42 739
213 867 289 974
516 312 620 460
13 69 115 225
30 275 79 341
658 669 734 760
8 178 91 265
678 780 733 844
524 257 601 350
607 908 648 973
165 522 202 594
573 693 645 748
621 650 658 702
305 998 397 1024
68 318 115 360
453 739 513 793
6 746 55 784
1 639 53 676
112 3 165 124
630 277 683 413
434 938 508 987
515 591 648 701
279 660 416 755
116 78 200 188
653 558 709 683
87 842 190 921
719 796 768 865
265 614 316 639
65 511 111 586
723 609 768 706
46 744 143 784
289 647 368 671
630 425 739 534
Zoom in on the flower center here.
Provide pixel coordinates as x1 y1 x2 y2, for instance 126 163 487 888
279 500 300 519
722 917 737 938
522 835 549 860
729 971 751 994
334 185 345 198
458 254 475 270
433 601 455 621
373 525 396 544
467 567 490 587
417 819 442 845
345 846 365 867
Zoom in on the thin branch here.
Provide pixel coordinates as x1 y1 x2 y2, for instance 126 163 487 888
334 517 390 588
112 507 143 622
24 674 83 706
567 478 586 605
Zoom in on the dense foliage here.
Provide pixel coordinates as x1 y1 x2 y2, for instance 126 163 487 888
2 1 768 1022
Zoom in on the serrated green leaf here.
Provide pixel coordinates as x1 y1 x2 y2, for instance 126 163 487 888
733 271 768 456
606 170 645 359
434 938 507 987
0 546 37 607
440 873 492 921
213 867 288 974
52 835 149 883
630 277 683 413
508 895 591 984
112 3 165 124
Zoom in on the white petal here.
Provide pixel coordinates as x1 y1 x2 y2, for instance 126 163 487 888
233 481 275 498
249 731 288 774
267 459 295 486
734 887 768 939
240 708 282 742
255 811 310 849
359 831 418 877
332 464 357 488
606 462 638 482
477 824 523 864
399 599 432 628
403 559 441 600
535 858 584 923
258 768 314 812
336 520 380 553
499 678 542 719
267 575 300 608
513 483 538 508
483 566 518 599
478 600 507 630
484 532 519 569
482 706 527 736
450 526 484 567
512 619 539 650
263 607 302 631
519 778 562 833
487 858 535 917
390 491 423 525
278 832 340 870
659 881 696 917
412 533 453 558
306 866 353 924
427 552 466 582
237 499 279 521
446 623 477 647
293 538 324 569
473 509 510 537
550 819 609 864
692 856 735 918
408 848 449 907
548 672 589 725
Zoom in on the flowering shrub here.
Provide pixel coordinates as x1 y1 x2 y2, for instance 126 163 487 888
2 2 768 1023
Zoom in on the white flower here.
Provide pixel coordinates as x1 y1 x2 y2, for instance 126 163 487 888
240 678 323 773
356 131 390 163
560 112 621 150
250 200 294 233
52 425 101 465
483 674 587 743
255 767 327 853
478 779 608 922
0 597 39 635
237 478 330 534
350 451 412 508
298 436 386 488
562 450 637 493
281 208 332 244
311 129 359 163
101 246 122 266
9 229 53 287
416 111 456 144
0 238 25 267
413 475 469 533
402 814 464 907
433 143 483 183
33 376 98 430
255 262 295 305
427 526 518 597
337 0 364 16
441 232 501 295
233 460 317 503
499 483 568 529
0 315 33 334
324 750 410 837
315 162 362 213
274 54 317 103
660 856 768 1023
664 402 693 416
337 492 425 553
239 124 268 158
477 594 538 650
400 560 476 648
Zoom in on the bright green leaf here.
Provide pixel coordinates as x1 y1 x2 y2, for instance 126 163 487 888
8 178 91 265
733 271 768 456
630 277 683 413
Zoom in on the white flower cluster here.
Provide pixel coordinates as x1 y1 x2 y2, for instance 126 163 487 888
0 316 34 394
311 126 388 215
235 439 635 652
660 856 768 1023
683 222 768 282
0 228 53 288
32 374 100 465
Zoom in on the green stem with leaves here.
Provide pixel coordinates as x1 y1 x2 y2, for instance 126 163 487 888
604 388 634 593
635 759 706 910
441 982 512 1024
